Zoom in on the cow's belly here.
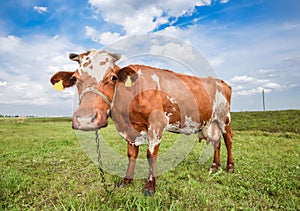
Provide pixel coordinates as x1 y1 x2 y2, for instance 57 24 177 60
164 115 201 135
165 114 222 146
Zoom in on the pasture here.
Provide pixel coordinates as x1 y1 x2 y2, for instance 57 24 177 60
1 110 299 210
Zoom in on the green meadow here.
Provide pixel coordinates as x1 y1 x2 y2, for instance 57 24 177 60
1 110 299 210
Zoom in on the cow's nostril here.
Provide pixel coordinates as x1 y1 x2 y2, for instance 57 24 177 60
90 113 97 122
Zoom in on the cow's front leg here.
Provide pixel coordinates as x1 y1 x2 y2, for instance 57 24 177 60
144 143 160 196
119 143 139 186
143 110 166 195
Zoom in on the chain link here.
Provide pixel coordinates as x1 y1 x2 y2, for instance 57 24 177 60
95 130 116 194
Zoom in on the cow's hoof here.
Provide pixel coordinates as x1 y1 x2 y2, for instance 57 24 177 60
209 163 220 174
209 167 218 174
226 164 234 173
143 189 155 196
117 178 133 187
143 178 156 196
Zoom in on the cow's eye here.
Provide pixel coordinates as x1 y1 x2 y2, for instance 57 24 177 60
111 75 118 81
71 76 77 83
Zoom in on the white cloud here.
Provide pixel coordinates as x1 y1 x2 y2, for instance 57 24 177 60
99 32 121 45
0 35 22 52
85 26 97 39
122 6 167 35
236 87 271 96
220 0 230 4
209 57 224 68
0 34 81 107
156 0 211 17
84 26 121 45
33 6 48 14
230 75 255 83
264 82 282 89
88 0 212 35
229 72 290 96
147 37 214 76
150 41 195 61
0 81 7 87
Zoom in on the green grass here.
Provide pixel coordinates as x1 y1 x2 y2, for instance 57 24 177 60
0 111 299 210
231 110 300 134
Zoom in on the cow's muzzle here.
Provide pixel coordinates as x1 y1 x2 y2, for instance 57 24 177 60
72 110 108 131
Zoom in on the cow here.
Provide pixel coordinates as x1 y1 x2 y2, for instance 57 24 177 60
50 49 234 196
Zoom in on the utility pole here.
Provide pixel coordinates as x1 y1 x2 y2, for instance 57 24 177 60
262 89 266 111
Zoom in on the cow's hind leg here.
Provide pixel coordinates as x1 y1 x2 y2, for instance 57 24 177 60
209 122 222 173
223 124 234 173
211 140 221 173
119 143 139 187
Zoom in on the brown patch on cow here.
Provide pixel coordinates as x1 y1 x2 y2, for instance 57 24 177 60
89 65 93 70
100 58 109 66
83 60 91 68
225 116 230 125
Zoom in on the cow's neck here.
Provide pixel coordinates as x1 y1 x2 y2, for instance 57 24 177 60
110 83 142 142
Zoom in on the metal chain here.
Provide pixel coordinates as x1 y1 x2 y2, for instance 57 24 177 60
95 130 116 194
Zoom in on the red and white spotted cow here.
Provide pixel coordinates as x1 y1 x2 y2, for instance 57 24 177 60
50 50 234 196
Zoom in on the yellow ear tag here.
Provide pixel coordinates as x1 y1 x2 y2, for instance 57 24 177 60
125 75 132 87
53 80 64 92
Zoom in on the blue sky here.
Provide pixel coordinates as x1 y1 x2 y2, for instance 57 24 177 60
0 0 299 116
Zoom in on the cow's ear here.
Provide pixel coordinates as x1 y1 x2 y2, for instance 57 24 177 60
111 53 121 61
116 66 137 82
69 53 79 62
50 71 76 91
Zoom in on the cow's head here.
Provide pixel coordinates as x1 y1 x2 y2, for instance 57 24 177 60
50 50 121 130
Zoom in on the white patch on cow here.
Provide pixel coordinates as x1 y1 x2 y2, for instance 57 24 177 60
164 112 173 119
180 116 200 135
151 74 161 90
212 91 227 115
167 96 177 104
148 129 161 154
78 67 83 76
137 69 143 77
226 112 231 124
164 121 180 133
81 51 114 82
149 174 153 181
164 112 170 123
134 131 149 146
165 116 200 135
212 91 228 133
164 112 179 132
132 129 161 154
118 131 127 139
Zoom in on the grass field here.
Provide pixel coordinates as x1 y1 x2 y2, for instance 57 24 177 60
0 110 299 210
